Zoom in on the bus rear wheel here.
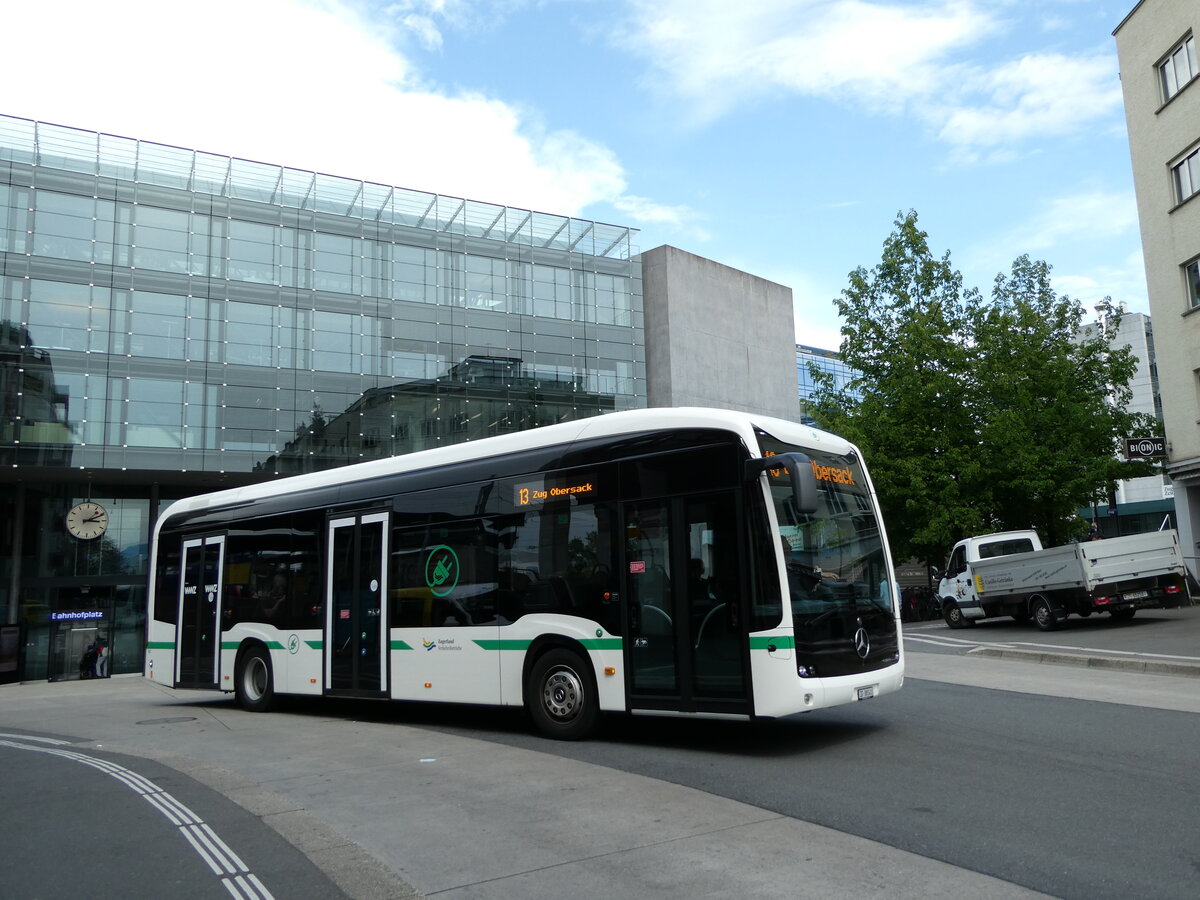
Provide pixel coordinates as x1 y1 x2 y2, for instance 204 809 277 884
235 645 275 712
527 648 599 741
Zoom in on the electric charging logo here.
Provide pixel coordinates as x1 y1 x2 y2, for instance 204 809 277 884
424 545 460 598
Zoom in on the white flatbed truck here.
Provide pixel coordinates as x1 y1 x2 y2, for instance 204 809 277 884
937 529 1189 631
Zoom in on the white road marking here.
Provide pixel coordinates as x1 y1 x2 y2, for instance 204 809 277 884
0 737 274 899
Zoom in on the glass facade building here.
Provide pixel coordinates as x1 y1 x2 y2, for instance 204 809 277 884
796 343 859 425
0 114 645 682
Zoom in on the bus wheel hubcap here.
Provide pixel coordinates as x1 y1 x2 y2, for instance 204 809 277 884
543 668 582 720
247 659 266 698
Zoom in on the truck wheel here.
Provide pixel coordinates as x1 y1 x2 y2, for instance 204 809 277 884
1111 607 1137 622
526 648 599 741
1032 597 1059 632
942 599 972 629
235 645 275 712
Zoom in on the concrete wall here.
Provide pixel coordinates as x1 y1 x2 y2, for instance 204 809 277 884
639 245 799 421
1115 0 1200 576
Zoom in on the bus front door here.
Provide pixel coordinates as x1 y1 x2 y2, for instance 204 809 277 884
624 493 749 715
176 535 225 689
326 512 389 697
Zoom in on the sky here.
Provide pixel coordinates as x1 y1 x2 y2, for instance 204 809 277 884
4 0 1146 350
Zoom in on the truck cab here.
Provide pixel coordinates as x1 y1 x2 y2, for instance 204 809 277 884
939 531 1042 626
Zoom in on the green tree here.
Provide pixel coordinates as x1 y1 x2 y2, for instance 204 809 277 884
809 212 1153 563
969 256 1153 546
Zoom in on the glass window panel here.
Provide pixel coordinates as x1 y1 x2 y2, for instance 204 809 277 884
1162 55 1179 99
226 324 275 366
1186 260 1200 309
312 311 357 371
124 378 185 448
1174 46 1191 89
35 191 93 217
132 246 190 274
1176 150 1199 202
26 281 93 351
34 210 94 240
134 224 189 253
1 185 30 253
129 292 187 359
227 220 278 284
133 205 188 230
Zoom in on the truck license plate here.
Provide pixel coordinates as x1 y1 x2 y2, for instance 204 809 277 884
857 686 876 701
1123 590 1149 601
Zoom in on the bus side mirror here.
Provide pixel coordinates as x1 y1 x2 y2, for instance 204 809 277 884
745 452 819 514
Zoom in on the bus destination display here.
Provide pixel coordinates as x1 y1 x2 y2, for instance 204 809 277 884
515 478 596 507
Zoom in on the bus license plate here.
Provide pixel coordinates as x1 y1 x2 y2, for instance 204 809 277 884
857 686 876 701
1123 590 1148 601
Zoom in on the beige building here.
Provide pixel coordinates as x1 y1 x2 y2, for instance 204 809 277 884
1114 1 1200 579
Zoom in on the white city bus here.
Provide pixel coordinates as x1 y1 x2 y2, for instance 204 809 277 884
145 407 903 739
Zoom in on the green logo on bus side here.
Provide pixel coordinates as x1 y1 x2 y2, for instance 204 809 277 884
424 545 460 598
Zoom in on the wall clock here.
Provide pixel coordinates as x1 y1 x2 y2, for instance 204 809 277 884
66 501 109 540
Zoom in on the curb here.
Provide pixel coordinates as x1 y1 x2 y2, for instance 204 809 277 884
969 645 1200 678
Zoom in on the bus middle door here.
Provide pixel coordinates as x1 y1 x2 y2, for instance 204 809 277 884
624 492 749 715
326 511 389 697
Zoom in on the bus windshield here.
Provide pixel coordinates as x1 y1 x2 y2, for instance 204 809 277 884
758 434 894 620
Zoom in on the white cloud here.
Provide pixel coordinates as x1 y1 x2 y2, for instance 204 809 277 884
1002 190 1139 252
621 0 996 117
5 0 681 225
618 1 1122 160
936 52 1123 154
1053 248 1149 313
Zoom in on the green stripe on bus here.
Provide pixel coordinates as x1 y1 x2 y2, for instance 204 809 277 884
749 635 795 650
580 638 623 650
473 638 622 651
474 639 533 650
220 641 285 650
146 641 175 650
390 640 414 650
306 640 323 650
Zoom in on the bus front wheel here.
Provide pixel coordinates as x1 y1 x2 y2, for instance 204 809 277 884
235 645 275 713
527 648 599 741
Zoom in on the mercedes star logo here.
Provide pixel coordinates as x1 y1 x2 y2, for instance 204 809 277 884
853 627 870 659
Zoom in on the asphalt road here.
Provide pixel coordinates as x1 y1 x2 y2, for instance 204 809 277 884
0 733 349 900
2 607 1198 899
902 606 1200 665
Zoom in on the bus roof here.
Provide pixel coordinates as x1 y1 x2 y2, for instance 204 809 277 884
157 406 852 522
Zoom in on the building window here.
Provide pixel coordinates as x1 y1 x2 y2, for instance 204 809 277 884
1172 147 1200 204
1185 258 1200 310
1160 34 1197 102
